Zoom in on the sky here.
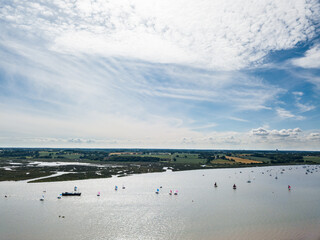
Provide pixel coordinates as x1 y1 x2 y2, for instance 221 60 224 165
0 0 320 150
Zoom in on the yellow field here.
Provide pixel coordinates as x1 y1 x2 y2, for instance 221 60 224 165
225 156 262 164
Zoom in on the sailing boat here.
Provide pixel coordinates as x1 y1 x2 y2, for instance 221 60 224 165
214 182 217 187
40 194 45 201
233 184 237 189
247 175 251 183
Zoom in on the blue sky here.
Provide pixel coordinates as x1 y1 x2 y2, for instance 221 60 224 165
0 0 319 150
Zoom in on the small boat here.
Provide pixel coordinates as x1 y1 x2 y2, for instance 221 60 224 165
40 195 45 201
115 186 118 191
233 184 237 189
169 190 172 195
174 190 178 195
247 175 251 183
288 185 291 190
61 192 81 196
97 192 100 197
57 194 62 199
155 188 159 194
122 185 125 189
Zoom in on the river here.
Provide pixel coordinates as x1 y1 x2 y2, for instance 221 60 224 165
0 165 319 240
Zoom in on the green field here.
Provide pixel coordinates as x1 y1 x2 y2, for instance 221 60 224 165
171 153 205 164
242 156 271 163
304 156 320 163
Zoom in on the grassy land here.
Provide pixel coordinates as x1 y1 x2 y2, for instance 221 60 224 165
304 156 320 163
210 159 236 164
171 153 205 164
242 156 271 163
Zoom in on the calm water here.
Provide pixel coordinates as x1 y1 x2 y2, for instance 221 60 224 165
1 165 320 240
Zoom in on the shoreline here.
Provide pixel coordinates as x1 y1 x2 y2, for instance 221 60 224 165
1 160 318 183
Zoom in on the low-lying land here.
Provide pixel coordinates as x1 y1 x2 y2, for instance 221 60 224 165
0 148 319 182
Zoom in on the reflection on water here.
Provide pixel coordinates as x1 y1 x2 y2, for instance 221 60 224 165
1 165 320 240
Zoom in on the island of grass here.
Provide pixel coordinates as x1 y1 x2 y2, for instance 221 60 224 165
0 148 319 182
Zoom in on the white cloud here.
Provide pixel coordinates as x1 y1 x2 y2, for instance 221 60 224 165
292 44 320 68
308 132 320 140
292 91 316 113
1 0 319 70
252 127 302 138
296 102 315 112
276 107 305 120
228 117 249 122
276 108 295 118
252 128 269 136
292 91 303 98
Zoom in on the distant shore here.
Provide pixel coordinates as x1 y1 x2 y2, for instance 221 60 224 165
0 148 319 182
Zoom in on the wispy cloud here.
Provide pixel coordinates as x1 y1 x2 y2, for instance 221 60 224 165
228 117 249 123
291 91 316 113
276 108 305 120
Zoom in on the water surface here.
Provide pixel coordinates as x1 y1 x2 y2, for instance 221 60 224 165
1 165 319 240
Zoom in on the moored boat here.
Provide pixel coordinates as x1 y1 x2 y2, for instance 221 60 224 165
61 192 81 196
